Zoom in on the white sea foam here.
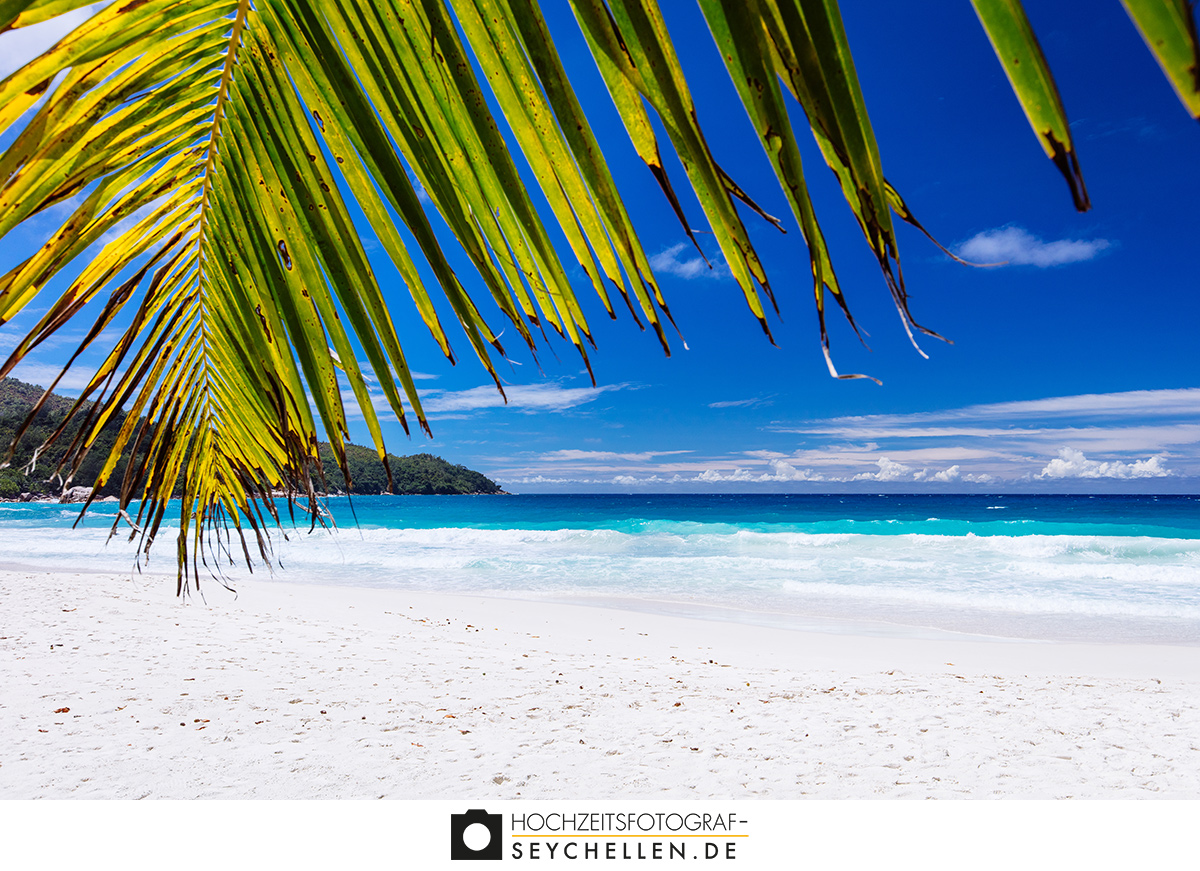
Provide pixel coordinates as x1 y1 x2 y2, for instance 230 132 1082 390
4 524 1198 643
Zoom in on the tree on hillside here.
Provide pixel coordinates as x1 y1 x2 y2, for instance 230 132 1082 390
0 0 1196 590
0 376 504 497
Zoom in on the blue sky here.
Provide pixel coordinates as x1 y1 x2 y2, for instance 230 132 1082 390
2 2 1199 493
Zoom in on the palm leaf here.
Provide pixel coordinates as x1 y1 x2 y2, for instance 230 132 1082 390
1122 0 1200 120
0 0 1191 589
970 0 1090 210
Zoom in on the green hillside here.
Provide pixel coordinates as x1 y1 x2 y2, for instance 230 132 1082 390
0 378 503 499
316 444 505 496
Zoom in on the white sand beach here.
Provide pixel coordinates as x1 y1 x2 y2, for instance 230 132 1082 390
2 567 1198 799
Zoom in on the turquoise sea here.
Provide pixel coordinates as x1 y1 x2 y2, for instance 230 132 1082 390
2 494 1198 644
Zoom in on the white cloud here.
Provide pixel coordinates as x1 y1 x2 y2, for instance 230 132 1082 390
695 460 826 483
783 389 1200 433
649 243 730 281
952 388 1200 422
354 367 438 388
925 465 995 483
763 460 825 482
765 388 1200 478
538 449 691 463
708 397 769 409
609 475 645 486
783 423 1200 455
695 469 747 482
93 201 170 249
9 361 114 394
0 3 111 79
423 382 627 414
491 382 1200 487
693 456 996 485
341 379 623 421
1039 448 1170 479
404 171 432 205
853 457 915 482
932 465 961 483
0 326 91 355
472 383 1200 489
610 474 695 487
508 475 584 485
797 425 1043 439
957 226 1110 267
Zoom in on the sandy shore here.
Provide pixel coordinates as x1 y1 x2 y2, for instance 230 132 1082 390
2 567 1198 798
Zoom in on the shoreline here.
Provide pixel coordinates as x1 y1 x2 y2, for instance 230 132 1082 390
5 494 1199 653
3 568 1198 798
4 551 1198 650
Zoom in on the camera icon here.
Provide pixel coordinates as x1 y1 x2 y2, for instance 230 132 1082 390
450 809 503 861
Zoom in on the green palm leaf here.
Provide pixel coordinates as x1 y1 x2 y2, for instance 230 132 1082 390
0 0 1195 590
1122 0 1200 120
971 0 1090 211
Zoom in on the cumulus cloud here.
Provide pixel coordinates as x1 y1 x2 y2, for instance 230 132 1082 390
763 387 1200 480
957 226 1110 268
853 457 915 482
480 382 1200 487
695 469 751 483
765 460 823 481
696 456 998 485
927 465 995 484
932 465 961 483
649 243 730 280
696 460 826 483
508 475 584 485
1039 448 1170 479
610 474 694 487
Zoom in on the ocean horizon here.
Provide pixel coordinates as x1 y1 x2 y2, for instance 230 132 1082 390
3 493 1198 646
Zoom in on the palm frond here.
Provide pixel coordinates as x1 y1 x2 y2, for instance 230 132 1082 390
1122 0 1200 120
970 0 1090 211
0 0 1195 588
